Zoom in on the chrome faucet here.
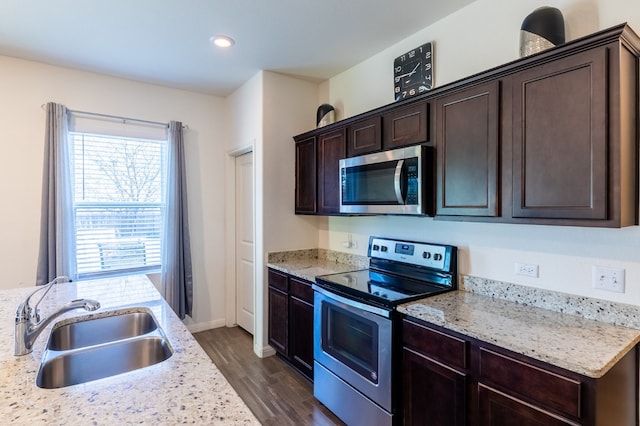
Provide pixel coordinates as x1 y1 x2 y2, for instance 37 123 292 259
14 276 100 356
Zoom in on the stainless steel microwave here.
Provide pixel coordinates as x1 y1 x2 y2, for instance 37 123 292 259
339 145 432 215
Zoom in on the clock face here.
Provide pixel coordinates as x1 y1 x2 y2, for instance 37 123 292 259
394 42 433 101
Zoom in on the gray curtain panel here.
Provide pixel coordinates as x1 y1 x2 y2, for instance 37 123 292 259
161 121 193 319
36 102 77 285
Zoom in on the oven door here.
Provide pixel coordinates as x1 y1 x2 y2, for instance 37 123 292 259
313 286 393 411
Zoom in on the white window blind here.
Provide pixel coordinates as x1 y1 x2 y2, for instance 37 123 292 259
70 132 166 277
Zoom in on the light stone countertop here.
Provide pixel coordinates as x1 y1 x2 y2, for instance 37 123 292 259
398 290 640 378
0 275 260 425
267 248 368 282
268 249 640 379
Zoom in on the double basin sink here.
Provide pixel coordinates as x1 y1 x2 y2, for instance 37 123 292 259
36 308 173 389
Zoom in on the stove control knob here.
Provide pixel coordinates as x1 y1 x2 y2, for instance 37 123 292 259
372 244 380 251
434 253 443 261
381 245 388 252
423 251 431 259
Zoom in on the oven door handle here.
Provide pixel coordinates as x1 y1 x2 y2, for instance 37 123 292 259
313 285 391 318
393 159 405 204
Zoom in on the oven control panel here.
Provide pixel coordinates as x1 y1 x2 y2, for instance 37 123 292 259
369 237 450 270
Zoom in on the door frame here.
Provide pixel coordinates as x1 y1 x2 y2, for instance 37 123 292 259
225 144 256 332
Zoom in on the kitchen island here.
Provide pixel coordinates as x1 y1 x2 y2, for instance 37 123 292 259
0 275 259 425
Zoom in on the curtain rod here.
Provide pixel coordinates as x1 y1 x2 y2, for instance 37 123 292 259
40 104 188 129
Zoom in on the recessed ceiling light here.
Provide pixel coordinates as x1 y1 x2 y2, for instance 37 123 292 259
210 35 235 48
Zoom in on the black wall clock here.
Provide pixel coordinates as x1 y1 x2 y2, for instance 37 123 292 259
393 42 433 101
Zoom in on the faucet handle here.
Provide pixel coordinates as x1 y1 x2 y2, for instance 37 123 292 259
16 276 71 323
15 302 31 322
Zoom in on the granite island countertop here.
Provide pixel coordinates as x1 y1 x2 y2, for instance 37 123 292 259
0 275 260 425
398 289 640 378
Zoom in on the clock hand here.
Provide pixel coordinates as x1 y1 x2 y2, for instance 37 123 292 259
403 63 422 84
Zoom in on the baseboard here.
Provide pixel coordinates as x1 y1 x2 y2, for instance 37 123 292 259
255 343 277 358
185 318 227 333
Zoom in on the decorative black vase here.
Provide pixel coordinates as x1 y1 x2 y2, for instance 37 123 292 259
316 104 335 128
519 7 565 57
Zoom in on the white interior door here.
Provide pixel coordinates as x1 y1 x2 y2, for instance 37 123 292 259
235 151 254 334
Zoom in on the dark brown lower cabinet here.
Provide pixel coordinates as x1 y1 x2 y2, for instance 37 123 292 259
478 385 576 426
402 317 639 426
267 286 288 355
267 268 314 381
403 347 467 426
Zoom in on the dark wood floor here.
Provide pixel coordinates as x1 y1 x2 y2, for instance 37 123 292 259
193 326 345 426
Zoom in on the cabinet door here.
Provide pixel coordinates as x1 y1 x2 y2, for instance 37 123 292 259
402 347 466 426
436 81 500 216
289 296 314 380
478 385 577 426
317 128 346 214
294 136 317 214
511 48 607 220
268 287 288 355
347 116 382 157
383 101 429 149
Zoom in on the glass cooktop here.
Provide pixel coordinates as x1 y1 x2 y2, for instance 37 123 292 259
314 268 452 309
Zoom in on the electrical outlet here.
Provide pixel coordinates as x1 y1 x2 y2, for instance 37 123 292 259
592 266 625 293
341 234 358 249
515 262 539 278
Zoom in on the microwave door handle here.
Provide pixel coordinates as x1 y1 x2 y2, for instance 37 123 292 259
394 159 405 204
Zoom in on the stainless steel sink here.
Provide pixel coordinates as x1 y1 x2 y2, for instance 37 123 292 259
47 311 159 350
36 308 173 389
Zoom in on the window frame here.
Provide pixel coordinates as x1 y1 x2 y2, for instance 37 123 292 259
68 131 167 279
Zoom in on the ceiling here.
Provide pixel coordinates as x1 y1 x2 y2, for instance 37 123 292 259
0 0 476 97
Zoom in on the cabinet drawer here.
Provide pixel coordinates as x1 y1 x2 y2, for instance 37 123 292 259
402 319 468 371
479 348 581 419
383 101 429 149
289 277 313 304
478 384 576 425
268 269 288 292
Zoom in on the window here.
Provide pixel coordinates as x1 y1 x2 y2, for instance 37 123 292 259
70 132 167 278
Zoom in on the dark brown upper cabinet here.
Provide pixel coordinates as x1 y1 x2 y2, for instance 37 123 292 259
511 48 607 220
294 136 316 214
435 81 500 217
347 116 382 157
317 128 346 214
293 23 640 226
509 31 638 227
383 101 429 149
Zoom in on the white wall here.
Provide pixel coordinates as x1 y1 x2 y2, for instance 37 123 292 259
0 55 228 329
225 71 263 337
326 0 640 117
226 70 320 356
318 0 640 306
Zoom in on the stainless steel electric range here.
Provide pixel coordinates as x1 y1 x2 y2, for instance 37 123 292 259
313 236 458 426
